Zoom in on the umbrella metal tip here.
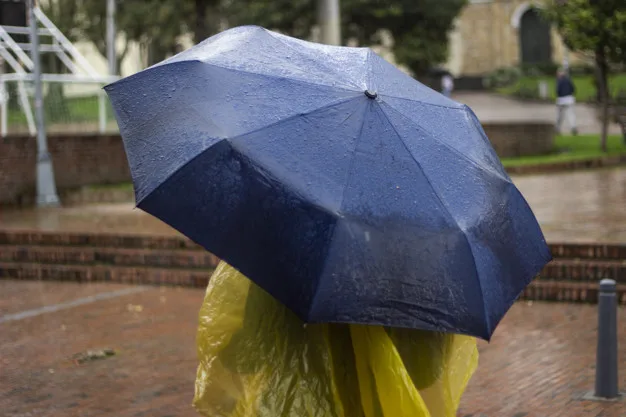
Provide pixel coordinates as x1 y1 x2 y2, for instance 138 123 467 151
364 90 378 99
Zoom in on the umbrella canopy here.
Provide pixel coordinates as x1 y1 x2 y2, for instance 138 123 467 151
105 26 551 340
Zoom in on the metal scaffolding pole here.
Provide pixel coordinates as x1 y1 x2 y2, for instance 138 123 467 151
317 0 341 45
29 0 60 207
106 0 116 75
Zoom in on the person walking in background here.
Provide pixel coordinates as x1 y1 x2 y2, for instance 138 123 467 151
441 73 454 98
556 68 578 135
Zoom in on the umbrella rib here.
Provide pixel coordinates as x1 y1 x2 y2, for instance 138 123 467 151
336 100 371 213
463 104 512 181
379 94 467 111
307 100 371 319
380 101 511 184
366 49 373 90
377 104 491 336
115 56 359 95
227 96 363 147
264 30 366 91
198 60 361 94
136 96 362 207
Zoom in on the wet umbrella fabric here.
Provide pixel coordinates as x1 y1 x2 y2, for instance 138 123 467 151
105 26 551 340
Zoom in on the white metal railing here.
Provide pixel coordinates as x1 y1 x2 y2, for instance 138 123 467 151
0 7 120 137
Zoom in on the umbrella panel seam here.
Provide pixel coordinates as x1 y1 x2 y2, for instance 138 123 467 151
264 29 368 92
199 59 360 94
380 101 511 185
308 99 372 320
377 103 491 336
134 96 362 207
379 93 465 111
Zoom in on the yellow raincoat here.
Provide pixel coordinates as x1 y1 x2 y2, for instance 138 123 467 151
194 262 478 417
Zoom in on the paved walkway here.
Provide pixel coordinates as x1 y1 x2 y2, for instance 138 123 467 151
2 168 625 243
454 92 622 136
461 302 626 417
1 280 624 417
0 203 180 237
0 280 200 417
513 167 626 243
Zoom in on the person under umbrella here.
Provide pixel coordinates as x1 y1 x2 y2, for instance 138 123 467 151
106 26 551 417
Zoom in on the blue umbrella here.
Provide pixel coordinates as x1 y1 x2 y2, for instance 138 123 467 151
105 26 551 340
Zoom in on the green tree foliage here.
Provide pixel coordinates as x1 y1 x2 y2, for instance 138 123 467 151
66 0 224 66
191 0 224 44
40 0 81 120
42 1 467 76
543 0 626 151
47 0 191 68
224 0 468 76
37 0 197 120
73 0 191 66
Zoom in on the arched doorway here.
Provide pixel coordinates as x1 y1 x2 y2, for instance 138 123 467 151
519 8 552 64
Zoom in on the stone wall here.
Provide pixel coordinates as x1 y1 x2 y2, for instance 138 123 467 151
0 134 131 206
482 122 554 158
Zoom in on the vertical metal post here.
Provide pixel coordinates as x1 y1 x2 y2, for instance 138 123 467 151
103 0 114 136
595 279 619 398
17 80 36 135
317 0 341 46
0 56 6 137
106 0 116 75
539 81 548 99
1 80 7 137
29 0 60 207
98 92 106 133
563 48 570 71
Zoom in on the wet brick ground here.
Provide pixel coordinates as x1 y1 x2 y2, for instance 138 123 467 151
459 301 626 417
1 280 625 417
0 280 202 417
513 168 626 244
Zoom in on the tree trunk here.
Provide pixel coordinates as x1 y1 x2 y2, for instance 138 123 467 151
595 47 610 152
194 0 209 44
116 43 130 75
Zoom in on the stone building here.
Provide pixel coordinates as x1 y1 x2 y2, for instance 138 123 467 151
446 0 581 77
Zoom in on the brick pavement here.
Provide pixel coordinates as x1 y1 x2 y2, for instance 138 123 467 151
459 302 626 417
0 280 203 417
1 280 625 417
0 280 136 317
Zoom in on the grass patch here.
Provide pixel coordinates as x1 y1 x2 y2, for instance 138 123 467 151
7 94 115 126
498 74 626 102
501 134 626 167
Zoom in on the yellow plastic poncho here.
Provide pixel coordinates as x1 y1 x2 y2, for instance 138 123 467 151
194 262 478 417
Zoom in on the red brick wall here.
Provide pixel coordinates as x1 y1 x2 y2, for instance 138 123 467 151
0 134 130 206
0 124 553 206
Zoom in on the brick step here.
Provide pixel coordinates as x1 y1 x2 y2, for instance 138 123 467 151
540 259 626 282
2 261 624 304
1 231 625 261
6 245 625 282
548 243 626 261
0 231 198 251
0 262 212 288
0 245 219 269
521 280 626 304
